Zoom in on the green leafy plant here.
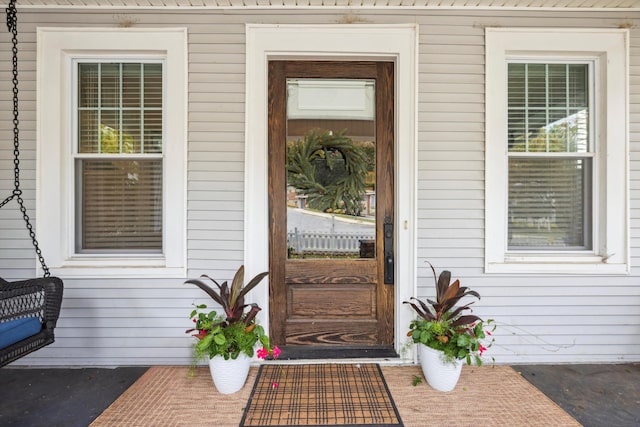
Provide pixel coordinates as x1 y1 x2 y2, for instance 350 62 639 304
185 265 277 361
404 263 495 365
412 375 422 386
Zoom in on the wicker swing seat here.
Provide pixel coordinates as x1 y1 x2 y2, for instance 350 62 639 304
0 277 64 367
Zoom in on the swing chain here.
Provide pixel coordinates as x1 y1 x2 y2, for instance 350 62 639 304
7 0 19 198
1 0 50 277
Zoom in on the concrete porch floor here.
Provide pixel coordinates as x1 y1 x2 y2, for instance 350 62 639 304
0 363 638 426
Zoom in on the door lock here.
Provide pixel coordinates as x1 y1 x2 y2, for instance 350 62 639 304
383 216 394 284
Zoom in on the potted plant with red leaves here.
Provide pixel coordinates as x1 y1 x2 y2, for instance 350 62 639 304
185 265 280 394
404 263 495 392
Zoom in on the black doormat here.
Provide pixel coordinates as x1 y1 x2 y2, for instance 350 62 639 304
279 345 399 360
240 363 403 427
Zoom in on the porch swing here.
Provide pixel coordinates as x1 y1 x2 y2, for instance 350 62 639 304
0 0 63 367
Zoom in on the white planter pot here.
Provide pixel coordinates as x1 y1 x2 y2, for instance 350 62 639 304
418 344 463 392
208 352 251 394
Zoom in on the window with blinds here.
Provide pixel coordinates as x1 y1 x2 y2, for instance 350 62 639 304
75 62 163 253
507 63 593 250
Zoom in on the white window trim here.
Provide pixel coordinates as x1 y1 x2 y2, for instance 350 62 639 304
485 28 629 275
245 24 418 360
37 28 188 278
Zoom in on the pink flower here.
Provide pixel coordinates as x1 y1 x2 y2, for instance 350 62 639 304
479 344 487 356
486 330 492 336
256 347 269 359
271 382 279 389
272 346 281 359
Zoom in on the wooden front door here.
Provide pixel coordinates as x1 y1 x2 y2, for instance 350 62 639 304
268 61 395 358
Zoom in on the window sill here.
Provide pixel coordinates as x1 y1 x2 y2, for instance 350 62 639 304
46 267 186 279
485 258 629 275
46 257 186 278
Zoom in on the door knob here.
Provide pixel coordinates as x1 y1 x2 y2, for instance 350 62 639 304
383 216 394 284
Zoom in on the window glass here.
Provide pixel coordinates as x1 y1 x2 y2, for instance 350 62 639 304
508 157 592 249
507 63 589 154
75 62 164 253
285 79 377 260
507 63 592 250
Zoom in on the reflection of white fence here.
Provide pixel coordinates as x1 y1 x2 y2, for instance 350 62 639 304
287 228 374 254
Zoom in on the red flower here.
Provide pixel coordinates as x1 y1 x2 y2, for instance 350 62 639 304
271 382 279 389
479 344 487 356
256 347 269 359
272 346 281 359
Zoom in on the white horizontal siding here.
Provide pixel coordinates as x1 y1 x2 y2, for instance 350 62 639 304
0 8 638 366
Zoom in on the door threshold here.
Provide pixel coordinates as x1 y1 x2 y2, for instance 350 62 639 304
265 358 413 367
277 345 398 360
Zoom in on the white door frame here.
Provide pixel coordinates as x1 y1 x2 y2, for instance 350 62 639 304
244 24 418 361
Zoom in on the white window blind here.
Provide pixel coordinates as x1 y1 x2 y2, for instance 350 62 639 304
507 63 593 250
75 62 163 253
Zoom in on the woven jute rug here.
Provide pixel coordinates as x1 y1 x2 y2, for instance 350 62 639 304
90 365 582 427
240 363 402 426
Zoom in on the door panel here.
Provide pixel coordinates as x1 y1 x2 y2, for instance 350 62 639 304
268 61 394 355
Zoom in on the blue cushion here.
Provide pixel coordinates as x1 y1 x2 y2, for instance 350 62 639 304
0 317 42 350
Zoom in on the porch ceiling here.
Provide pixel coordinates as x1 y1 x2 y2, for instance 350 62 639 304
14 0 640 10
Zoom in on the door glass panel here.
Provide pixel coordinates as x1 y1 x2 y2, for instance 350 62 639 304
286 79 376 259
